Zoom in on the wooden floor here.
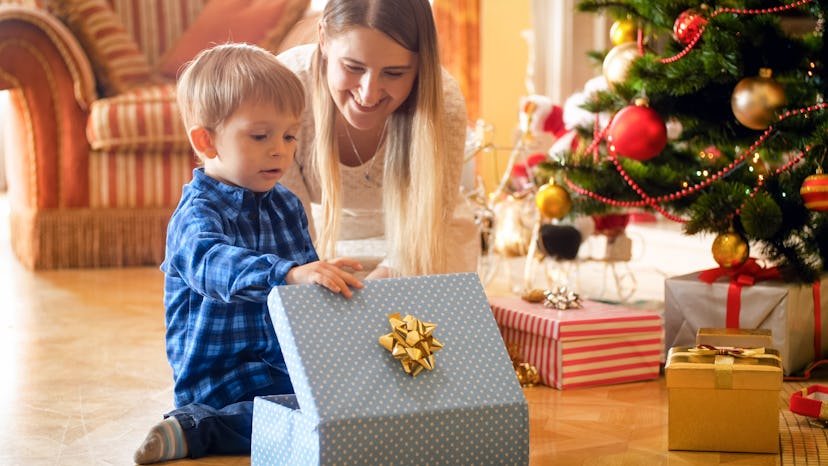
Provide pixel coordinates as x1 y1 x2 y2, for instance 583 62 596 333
0 196 796 465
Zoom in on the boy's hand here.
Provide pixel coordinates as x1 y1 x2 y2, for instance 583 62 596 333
285 258 364 298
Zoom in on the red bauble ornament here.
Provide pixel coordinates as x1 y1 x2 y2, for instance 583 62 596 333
607 98 667 161
800 171 828 211
673 8 708 45
526 153 547 168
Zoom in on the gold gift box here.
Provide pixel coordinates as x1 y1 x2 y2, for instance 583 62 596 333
665 346 782 453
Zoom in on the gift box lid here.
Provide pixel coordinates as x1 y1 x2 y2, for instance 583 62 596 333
490 296 662 341
697 327 772 339
696 328 774 349
665 346 783 390
267 273 527 424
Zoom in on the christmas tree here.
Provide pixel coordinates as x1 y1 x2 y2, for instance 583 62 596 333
543 0 828 282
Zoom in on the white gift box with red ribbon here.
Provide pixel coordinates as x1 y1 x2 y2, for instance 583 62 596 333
489 296 663 389
664 269 827 375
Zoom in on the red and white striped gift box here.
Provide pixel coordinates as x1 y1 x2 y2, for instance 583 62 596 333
490 296 664 389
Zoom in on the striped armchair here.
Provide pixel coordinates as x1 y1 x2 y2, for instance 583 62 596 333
0 0 313 268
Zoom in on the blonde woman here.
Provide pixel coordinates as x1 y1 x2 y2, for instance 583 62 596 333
278 0 478 278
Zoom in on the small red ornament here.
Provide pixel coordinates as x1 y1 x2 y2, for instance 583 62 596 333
607 98 667 161
511 163 528 179
542 105 567 137
525 153 547 168
673 8 708 45
800 170 828 211
592 213 630 238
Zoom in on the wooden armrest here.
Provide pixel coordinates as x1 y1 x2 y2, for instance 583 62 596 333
0 5 95 109
0 5 96 209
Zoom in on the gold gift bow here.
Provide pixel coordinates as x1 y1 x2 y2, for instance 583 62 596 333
671 345 782 389
687 344 780 360
506 342 540 387
378 313 444 377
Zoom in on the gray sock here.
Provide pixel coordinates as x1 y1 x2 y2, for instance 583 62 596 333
133 417 189 464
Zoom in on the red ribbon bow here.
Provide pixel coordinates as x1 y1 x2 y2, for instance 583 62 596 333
697 258 780 328
697 258 780 286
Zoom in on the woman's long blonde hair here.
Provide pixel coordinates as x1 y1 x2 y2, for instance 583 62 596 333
312 0 451 276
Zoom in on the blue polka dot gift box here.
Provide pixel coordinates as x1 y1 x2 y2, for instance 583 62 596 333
252 273 529 466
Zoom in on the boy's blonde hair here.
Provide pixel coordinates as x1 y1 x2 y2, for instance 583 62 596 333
176 42 305 158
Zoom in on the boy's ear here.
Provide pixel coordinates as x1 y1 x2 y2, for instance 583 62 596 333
189 126 217 158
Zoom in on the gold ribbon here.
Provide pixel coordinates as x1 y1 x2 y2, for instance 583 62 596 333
685 344 780 361
378 313 443 377
714 354 735 389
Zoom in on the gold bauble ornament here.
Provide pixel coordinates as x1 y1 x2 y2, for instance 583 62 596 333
610 18 637 45
492 196 533 257
711 230 749 268
603 42 640 90
730 68 786 130
535 179 572 220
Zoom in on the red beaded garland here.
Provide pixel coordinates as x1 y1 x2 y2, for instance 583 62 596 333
660 0 813 64
563 103 827 223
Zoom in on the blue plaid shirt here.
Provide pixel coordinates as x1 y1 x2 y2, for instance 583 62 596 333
161 168 318 409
